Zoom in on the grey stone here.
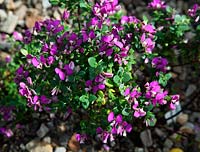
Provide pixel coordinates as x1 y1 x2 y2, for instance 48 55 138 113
36 123 49 138
0 12 18 33
140 129 153 147
59 134 70 147
185 84 197 97
43 136 51 144
190 112 200 122
30 143 53 152
0 0 4 4
176 113 189 125
164 139 173 149
25 139 40 150
155 128 166 139
15 5 27 20
42 0 51 9
0 9 7 21
134 147 144 152
55 147 66 152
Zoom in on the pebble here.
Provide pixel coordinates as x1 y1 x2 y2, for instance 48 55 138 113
0 9 7 21
164 139 173 149
43 136 51 144
189 112 200 122
185 84 197 97
59 134 70 147
36 123 49 138
25 139 40 150
0 12 18 33
55 147 66 152
170 148 184 152
140 129 153 147
134 147 144 152
180 122 195 134
42 0 51 9
30 143 53 152
176 113 189 125
15 5 27 20
0 0 4 4
155 128 167 140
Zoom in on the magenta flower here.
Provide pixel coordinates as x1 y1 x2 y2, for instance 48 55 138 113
148 0 166 9
13 31 23 41
169 95 180 110
152 57 168 73
55 68 65 81
62 10 70 20
0 127 13 138
140 33 155 53
142 24 156 34
108 111 115 122
188 4 199 17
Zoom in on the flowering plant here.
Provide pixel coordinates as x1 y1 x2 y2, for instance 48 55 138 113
2 0 198 148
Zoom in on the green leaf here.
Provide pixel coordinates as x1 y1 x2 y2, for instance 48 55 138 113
79 95 89 109
122 72 132 83
89 94 97 102
20 49 28 56
113 75 121 84
122 107 130 116
88 57 98 68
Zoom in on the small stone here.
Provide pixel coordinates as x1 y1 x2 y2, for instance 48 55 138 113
43 136 51 144
25 139 40 150
0 9 7 21
0 0 4 4
185 84 197 97
134 147 144 152
170 148 184 152
15 5 27 20
59 134 70 147
6 0 15 10
30 143 53 152
164 139 173 149
68 133 80 152
42 0 51 9
55 147 66 152
36 123 49 138
176 113 188 125
140 129 153 147
155 128 167 139
190 112 200 122
0 12 18 33
26 14 43 29
180 122 194 134
20 144 26 150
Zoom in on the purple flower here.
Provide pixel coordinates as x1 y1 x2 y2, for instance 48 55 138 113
148 0 166 9
169 94 180 110
188 4 199 17
13 31 23 41
55 68 65 80
124 88 130 96
32 57 40 68
140 33 155 53
64 61 75 75
0 127 13 138
142 24 156 34
62 10 70 20
108 111 115 122
152 57 168 72
116 114 123 124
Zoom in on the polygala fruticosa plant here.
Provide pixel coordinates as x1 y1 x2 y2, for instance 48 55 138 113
2 0 200 148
